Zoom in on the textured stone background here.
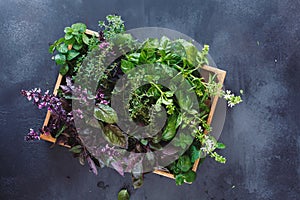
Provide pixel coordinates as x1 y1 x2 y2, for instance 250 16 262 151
0 0 299 199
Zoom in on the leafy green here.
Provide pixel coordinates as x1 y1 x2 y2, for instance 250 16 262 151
59 65 69 75
94 104 118 124
67 50 80 60
54 54 66 65
103 124 127 148
118 189 130 200
176 155 192 172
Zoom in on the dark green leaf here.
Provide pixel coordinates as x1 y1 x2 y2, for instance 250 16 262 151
67 50 80 60
82 33 89 45
54 54 66 65
118 189 130 200
94 104 118 123
162 114 178 141
216 142 226 149
121 59 135 73
175 174 184 185
103 124 127 148
183 170 196 183
177 155 192 172
59 65 69 75
69 145 82 154
190 145 201 163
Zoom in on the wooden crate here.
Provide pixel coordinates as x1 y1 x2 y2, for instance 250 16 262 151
41 29 226 182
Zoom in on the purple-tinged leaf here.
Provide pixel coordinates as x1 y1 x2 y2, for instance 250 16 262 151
87 156 98 175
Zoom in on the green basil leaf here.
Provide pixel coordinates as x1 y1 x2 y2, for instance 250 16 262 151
190 145 201 163
175 174 184 185
54 54 66 65
121 59 135 73
103 124 127 148
65 33 73 40
71 23 86 33
67 50 80 60
82 33 89 45
72 44 83 51
64 27 73 34
94 104 118 123
176 155 192 172
183 170 196 183
59 65 69 75
56 43 68 54
118 189 130 200
162 114 178 141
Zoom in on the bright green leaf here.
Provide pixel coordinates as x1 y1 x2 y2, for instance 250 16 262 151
71 23 87 33
56 43 68 54
216 142 226 149
82 34 90 45
65 33 73 40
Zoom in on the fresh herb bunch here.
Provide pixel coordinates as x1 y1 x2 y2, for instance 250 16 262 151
22 15 243 188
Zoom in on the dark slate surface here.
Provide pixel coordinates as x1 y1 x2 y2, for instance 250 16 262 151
1 0 299 199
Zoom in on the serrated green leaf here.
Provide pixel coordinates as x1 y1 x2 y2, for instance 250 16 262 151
54 54 66 65
82 34 89 45
67 50 80 60
94 104 118 123
118 189 130 200
103 124 127 148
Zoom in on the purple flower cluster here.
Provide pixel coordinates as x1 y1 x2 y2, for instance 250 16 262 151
25 129 40 141
96 89 109 105
21 88 76 140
